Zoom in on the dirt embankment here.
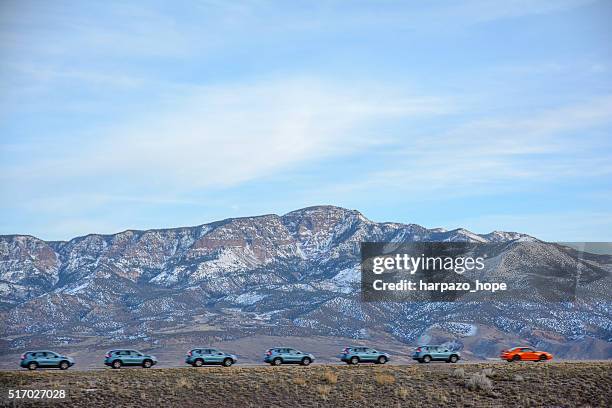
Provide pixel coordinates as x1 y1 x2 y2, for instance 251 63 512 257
0 362 610 407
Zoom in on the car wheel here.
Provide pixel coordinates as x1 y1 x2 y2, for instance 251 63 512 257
350 356 359 365
449 355 458 363
422 355 431 363
512 355 521 362
194 359 204 367
59 361 70 370
112 360 122 369
27 362 38 371
301 357 311 366
539 354 547 362
272 358 282 366
377 356 387 364
223 358 233 367
142 360 152 368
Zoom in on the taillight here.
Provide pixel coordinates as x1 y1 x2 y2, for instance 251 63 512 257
188 351 192 356
342 348 349 354
266 350 272 356
416 347 421 352
105 353 111 358
20 354 25 360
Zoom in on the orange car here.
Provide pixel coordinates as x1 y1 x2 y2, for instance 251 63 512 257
500 347 553 362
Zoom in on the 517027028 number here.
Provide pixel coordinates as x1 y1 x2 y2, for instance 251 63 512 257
8 389 66 399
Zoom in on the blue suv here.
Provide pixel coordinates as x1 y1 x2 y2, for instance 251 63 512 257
185 348 237 367
264 347 314 366
339 346 390 365
20 351 74 370
104 349 158 369
412 345 460 363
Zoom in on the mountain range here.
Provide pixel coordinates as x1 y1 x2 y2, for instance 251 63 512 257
1 205 610 362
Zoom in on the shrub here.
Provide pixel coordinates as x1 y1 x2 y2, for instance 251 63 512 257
316 384 332 399
374 373 396 385
322 371 338 384
175 377 193 390
293 377 306 386
396 387 409 400
465 373 493 392
481 368 495 377
452 368 465 378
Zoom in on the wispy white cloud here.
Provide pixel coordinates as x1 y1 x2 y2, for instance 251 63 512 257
323 95 612 196
3 76 455 192
0 0 609 240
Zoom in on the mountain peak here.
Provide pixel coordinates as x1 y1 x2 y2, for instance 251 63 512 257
282 205 366 219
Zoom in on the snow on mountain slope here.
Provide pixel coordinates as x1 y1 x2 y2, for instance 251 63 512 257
0 205 610 359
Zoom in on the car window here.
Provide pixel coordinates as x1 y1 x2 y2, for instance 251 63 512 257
210 349 218 354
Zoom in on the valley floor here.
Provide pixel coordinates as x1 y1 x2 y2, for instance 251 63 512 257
0 362 610 407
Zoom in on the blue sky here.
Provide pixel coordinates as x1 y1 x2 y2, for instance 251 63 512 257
1 0 611 241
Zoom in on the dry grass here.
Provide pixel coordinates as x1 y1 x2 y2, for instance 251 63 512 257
374 372 396 385
292 377 306 386
176 376 193 390
316 384 332 399
465 372 493 392
322 370 338 384
0 362 610 407
396 387 409 399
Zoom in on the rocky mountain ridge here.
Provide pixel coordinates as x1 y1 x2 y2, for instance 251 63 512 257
1 206 610 359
